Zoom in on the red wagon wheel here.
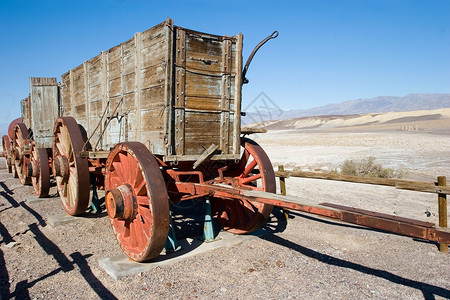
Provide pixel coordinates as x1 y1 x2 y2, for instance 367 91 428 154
2 135 12 173
211 138 276 234
13 123 31 185
105 142 170 262
53 117 90 215
31 144 50 198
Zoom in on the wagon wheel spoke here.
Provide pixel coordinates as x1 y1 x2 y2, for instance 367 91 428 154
211 138 276 234
105 142 169 262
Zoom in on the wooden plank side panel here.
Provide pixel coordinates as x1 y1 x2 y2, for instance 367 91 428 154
71 65 87 120
138 21 168 154
170 28 242 160
30 79 59 148
140 106 166 154
87 54 104 149
184 73 222 104
21 96 32 130
185 33 223 74
184 111 221 155
61 72 71 116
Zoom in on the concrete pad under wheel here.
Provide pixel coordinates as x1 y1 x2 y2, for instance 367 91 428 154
10 184 26 190
47 214 83 227
26 196 57 204
99 231 260 280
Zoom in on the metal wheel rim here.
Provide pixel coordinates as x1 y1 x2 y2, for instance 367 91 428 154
31 145 50 198
53 117 90 215
105 142 170 262
212 138 275 234
8 118 22 140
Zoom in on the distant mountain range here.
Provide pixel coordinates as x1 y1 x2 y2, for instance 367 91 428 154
243 93 450 124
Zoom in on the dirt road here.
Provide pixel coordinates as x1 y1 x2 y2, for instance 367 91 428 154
0 136 449 299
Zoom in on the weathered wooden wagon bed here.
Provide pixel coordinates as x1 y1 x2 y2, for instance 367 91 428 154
60 18 242 162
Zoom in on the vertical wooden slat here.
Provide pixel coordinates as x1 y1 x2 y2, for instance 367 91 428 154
164 18 174 157
220 38 232 154
174 28 186 155
83 61 91 136
105 51 110 148
69 69 74 118
234 33 243 155
278 165 290 221
134 32 142 142
438 176 448 252
100 51 107 149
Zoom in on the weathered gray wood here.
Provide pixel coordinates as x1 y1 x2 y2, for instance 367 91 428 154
60 18 243 162
28 77 59 148
275 170 450 195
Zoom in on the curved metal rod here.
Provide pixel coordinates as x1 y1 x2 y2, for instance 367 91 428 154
242 30 278 85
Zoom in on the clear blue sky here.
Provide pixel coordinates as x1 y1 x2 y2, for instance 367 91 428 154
0 0 449 128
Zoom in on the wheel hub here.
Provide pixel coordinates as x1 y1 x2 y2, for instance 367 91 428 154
105 184 137 220
54 156 69 179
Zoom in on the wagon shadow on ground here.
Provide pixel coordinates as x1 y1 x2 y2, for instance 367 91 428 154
7 222 118 300
0 180 118 300
258 210 450 300
148 205 290 263
287 211 440 250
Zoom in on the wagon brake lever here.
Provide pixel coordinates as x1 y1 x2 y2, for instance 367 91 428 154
242 30 278 85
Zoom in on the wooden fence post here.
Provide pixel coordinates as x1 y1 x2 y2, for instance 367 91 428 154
278 165 289 220
438 176 448 253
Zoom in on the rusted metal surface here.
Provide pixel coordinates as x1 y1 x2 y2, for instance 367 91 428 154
60 18 243 163
52 117 90 215
13 123 32 185
8 118 22 140
209 138 275 234
30 145 50 198
29 77 59 149
242 31 278 84
105 142 170 262
320 203 436 228
188 185 450 245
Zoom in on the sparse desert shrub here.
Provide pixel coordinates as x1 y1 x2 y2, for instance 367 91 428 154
339 157 399 178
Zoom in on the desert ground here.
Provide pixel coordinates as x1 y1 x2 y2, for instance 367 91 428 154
0 109 449 299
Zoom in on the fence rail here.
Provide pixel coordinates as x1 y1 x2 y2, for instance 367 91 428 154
274 170 450 195
275 166 448 252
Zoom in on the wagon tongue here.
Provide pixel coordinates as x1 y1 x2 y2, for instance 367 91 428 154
197 182 450 245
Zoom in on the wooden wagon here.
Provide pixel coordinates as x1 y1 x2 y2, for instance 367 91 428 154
4 18 449 263
52 18 276 261
2 78 59 197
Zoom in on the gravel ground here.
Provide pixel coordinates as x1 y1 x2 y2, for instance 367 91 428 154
1 140 450 300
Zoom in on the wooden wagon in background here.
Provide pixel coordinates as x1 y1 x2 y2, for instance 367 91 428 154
2 78 59 197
